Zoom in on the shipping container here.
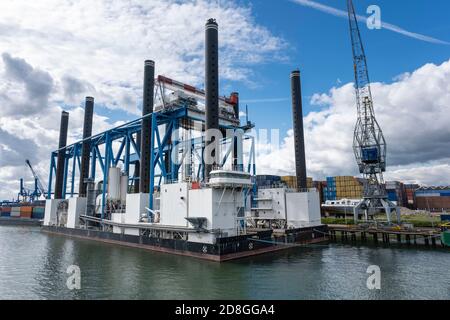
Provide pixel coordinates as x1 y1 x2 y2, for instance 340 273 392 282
20 212 32 219
416 196 450 212
387 191 398 201
20 206 33 218
20 206 33 213
32 207 45 219
10 207 21 217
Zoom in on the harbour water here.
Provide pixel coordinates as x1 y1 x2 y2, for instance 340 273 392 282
0 225 448 300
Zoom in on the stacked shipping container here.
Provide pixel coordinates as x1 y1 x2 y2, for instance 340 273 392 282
256 175 315 189
255 175 283 188
0 205 45 219
280 176 313 189
323 177 336 200
322 176 364 201
335 176 364 199
20 206 33 218
313 181 325 205
0 207 10 217
404 184 419 209
32 207 45 219
385 181 407 207
415 187 450 212
10 207 21 217
280 176 296 189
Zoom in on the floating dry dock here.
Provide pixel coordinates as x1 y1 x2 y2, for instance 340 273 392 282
0 216 42 226
41 18 327 261
42 225 328 262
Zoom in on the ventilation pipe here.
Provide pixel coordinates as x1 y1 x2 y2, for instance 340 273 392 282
204 18 219 181
55 111 69 199
231 92 240 169
139 60 155 193
133 132 141 193
290 70 307 190
79 97 94 197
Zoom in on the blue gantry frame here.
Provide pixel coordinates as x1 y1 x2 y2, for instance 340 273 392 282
47 105 256 219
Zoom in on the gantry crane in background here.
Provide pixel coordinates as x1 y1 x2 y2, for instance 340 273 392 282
347 0 399 224
25 159 48 199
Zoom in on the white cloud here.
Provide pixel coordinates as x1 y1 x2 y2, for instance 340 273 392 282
256 59 450 186
0 0 286 200
0 0 286 114
385 162 450 186
0 101 125 200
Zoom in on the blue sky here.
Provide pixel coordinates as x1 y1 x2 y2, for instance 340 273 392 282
229 0 450 133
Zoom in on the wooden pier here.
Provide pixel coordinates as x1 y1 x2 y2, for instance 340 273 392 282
328 225 445 248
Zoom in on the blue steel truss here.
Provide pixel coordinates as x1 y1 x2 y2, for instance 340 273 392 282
47 105 256 219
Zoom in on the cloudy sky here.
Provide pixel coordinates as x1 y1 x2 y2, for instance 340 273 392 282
0 0 449 200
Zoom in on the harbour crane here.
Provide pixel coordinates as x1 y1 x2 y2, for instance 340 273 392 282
25 159 48 199
346 0 399 223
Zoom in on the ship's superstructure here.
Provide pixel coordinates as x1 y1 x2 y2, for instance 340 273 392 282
42 18 325 261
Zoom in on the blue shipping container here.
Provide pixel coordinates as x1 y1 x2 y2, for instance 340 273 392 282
387 191 398 201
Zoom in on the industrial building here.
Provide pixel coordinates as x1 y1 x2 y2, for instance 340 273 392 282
41 18 326 261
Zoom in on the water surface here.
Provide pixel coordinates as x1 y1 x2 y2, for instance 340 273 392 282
0 225 448 299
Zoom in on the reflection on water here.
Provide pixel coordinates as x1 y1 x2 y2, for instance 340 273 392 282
0 226 448 299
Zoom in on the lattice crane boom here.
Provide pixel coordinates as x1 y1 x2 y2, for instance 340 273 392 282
347 0 397 223
25 159 47 198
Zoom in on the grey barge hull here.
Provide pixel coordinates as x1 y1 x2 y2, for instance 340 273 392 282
41 225 329 262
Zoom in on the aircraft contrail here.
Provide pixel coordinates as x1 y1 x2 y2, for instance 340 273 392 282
292 0 450 45
241 98 290 104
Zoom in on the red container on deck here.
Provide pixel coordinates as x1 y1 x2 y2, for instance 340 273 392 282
20 206 33 218
20 212 32 218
